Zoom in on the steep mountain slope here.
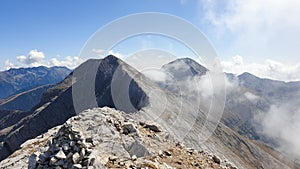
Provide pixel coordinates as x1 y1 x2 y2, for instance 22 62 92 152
0 55 296 168
0 110 31 140
161 58 300 167
0 84 54 111
0 55 151 161
0 66 71 99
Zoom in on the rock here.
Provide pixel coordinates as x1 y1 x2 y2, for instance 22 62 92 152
66 152 73 159
139 121 145 126
212 155 221 164
187 148 194 155
73 145 80 152
22 121 98 169
68 134 74 140
28 154 37 169
158 150 163 157
164 150 172 156
132 155 137 161
63 162 72 168
89 158 95 166
126 141 150 158
176 161 182 165
55 150 66 159
82 158 89 166
85 138 93 144
175 142 182 147
80 148 86 157
226 163 237 169
72 164 83 169
54 160 64 166
36 164 44 169
49 157 58 165
62 144 70 151
119 161 125 166
153 134 161 142
122 123 137 135
47 140 52 146
108 156 118 162
38 152 50 163
72 153 81 163
70 141 75 147
192 161 199 166
84 142 93 149
144 124 161 132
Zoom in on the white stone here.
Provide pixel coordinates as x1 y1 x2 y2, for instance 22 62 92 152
55 150 66 159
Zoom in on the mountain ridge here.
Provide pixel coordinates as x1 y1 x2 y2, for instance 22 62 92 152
0 55 298 168
0 66 71 99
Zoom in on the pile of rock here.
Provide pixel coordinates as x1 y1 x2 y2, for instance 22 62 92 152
28 124 95 169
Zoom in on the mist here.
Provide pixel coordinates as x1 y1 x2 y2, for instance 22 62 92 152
258 103 300 160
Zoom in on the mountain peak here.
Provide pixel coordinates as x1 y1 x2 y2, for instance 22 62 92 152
162 57 208 79
103 54 119 60
102 55 122 65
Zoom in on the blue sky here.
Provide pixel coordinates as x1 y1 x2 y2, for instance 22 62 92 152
0 0 200 62
1 0 300 81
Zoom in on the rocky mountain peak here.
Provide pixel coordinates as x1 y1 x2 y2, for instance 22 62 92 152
162 57 208 78
103 54 121 64
0 55 151 162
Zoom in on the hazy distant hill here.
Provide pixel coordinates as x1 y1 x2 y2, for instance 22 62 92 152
0 66 71 99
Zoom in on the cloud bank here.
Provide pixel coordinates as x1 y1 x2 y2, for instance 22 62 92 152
259 103 300 159
3 49 84 70
221 55 300 82
200 0 300 60
17 49 45 66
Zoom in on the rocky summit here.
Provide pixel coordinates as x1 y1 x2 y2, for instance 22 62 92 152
0 107 237 169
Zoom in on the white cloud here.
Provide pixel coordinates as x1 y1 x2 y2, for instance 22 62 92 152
4 60 14 70
16 55 27 63
108 50 125 59
221 55 300 81
244 92 259 103
3 49 84 70
49 56 84 69
142 69 169 82
28 49 45 63
16 49 45 66
200 0 300 60
92 48 106 58
259 104 300 159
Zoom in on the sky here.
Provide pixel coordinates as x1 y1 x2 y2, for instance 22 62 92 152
0 0 300 81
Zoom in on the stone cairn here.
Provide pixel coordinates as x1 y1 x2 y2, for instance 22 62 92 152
29 124 95 169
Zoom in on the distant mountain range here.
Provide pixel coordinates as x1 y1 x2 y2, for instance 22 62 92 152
0 66 71 99
163 58 300 143
0 56 299 168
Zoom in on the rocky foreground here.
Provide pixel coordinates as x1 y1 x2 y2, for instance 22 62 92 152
0 107 237 169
